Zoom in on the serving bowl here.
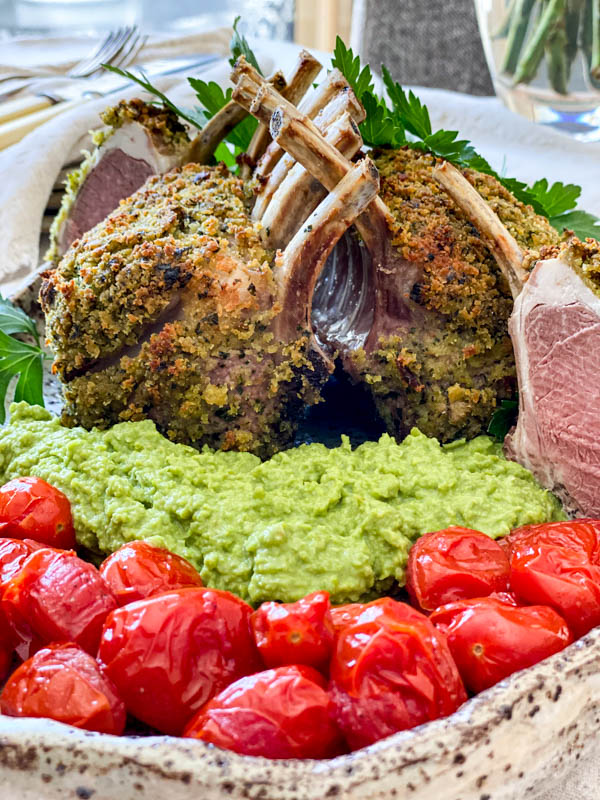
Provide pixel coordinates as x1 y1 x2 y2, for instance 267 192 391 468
1 625 599 800
0 273 598 800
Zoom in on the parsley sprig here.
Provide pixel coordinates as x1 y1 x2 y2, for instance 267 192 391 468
0 296 47 423
332 37 600 241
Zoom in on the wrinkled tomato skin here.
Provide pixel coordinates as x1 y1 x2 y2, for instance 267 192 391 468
430 597 572 693
0 608 14 682
406 527 510 612
0 642 126 735
99 540 203 606
0 477 76 550
2 549 117 659
251 591 335 671
184 665 346 759
504 520 600 564
329 597 467 750
98 588 261 735
0 538 45 592
510 545 600 638
330 603 369 635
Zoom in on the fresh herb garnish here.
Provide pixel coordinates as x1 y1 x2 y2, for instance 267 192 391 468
488 397 519 441
103 20 262 171
229 16 263 75
102 65 206 129
0 296 47 423
332 36 600 242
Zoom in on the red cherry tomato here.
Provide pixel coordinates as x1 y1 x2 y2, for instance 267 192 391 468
99 540 203 606
0 607 14 682
98 587 260 735
504 520 600 564
430 596 572 693
0 537 44 591
184 665 346 759
330 603 369 635
2 548 117 658
329 597 467 750
251 591 335 671
406 527 510 612
510 544 600 638
0 642 125 735
0 477 75 550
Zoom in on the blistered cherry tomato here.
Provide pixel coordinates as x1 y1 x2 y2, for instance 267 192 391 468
0 607 14 682
330 603 369 635
0 477 75 550
406 527 510 612
184 665 345 759
430 596 572 693
98 587 260 735
329 597 467 750
504 520 600 564
251 591 335 671
99 540 203 606
2 548 117 658
0 642 125 735
510 544 600 638
0 537 44 591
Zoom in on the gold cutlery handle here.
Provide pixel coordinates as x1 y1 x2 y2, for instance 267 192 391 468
0 95 53 125
0 99 81 150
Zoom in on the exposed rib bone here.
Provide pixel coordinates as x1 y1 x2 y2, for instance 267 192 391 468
276 157 380 341
260 112 362 251
251 67 364 181
231 59 391 250
434 161 527 300
187 71 287 165
187 101 247 164
243 51 322 174
269 107 393 251
252 89 365 222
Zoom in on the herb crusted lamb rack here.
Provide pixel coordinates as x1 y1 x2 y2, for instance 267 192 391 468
231 58 560 444
40 52 378 458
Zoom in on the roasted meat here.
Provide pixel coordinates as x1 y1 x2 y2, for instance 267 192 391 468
435 161 600 517
231 61 559 443
42 52 379 457
47 99 191 263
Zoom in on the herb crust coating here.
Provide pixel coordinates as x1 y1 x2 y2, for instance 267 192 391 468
41 163 324 458
350 147 560 442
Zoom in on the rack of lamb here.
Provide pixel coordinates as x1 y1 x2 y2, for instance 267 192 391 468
435 161 600 517
230 58 559 444
41 52 378 457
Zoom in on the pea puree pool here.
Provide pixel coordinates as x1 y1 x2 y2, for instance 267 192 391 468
0 403 564 604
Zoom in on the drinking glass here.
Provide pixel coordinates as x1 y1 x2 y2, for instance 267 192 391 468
474 0 600 141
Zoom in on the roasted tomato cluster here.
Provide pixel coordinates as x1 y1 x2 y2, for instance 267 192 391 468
0 476 598 760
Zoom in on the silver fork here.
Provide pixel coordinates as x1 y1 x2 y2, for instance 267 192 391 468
0 25 141 87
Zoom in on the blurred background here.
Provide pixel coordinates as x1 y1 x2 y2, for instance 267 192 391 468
0 0 494 95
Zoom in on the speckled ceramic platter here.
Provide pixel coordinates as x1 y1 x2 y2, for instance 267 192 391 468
1 271 600 800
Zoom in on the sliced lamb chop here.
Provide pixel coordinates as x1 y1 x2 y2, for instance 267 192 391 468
41 157 379 458
231 59 559 444
47 99 190 263
436 161 600 516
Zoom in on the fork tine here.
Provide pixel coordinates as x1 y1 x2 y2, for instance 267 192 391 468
75 26 137 79
68 29 119 79
108 31 147 71
88 26 138 76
